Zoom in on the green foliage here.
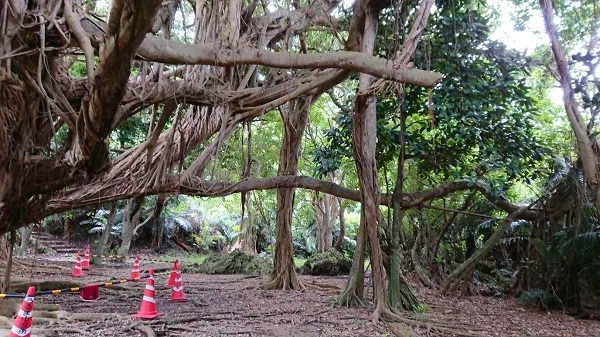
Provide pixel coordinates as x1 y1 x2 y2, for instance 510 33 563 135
414 303 430 314
404 1 550 182
299 248 352 276
518 288 563 310
196 249 272 275
312 0 551 187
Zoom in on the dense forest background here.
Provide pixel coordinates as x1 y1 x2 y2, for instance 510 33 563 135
0 0 599 322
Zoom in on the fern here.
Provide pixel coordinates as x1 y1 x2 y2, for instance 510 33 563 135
518 288 563 310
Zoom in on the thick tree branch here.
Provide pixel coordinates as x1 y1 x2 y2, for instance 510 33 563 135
21 175 539 226
136 38 441 88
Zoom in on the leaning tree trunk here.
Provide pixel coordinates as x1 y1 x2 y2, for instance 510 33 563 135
539 0 600 212
260 97 312 290
442 207 526 294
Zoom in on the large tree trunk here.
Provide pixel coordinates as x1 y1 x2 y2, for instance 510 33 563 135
120 197 144 256
342 6 389 321
93 202 117 265
539 0 600 211
150 195 167 250
237 192 257 253
18 225 32 256
260 97 312 290
334 203 347 252
315 180 339 253
1 230 15 293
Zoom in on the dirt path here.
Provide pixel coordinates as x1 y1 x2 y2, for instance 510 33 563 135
1 255 599 336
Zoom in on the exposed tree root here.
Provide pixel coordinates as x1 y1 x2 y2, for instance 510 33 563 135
9 258 70 272
256 270 342 292
388 322 420 337
129 322 157 337
303 280 341 291
336 287 365 307
380 306 481 337
1 278 82 293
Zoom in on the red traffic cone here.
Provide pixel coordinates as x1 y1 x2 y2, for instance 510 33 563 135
169 264 187 303
72 252 85 277
167 259 179 287
8 286 35 337
132 269 164 319
82 246 90 270
130 254 140 280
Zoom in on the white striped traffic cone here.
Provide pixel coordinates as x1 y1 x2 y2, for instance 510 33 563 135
8 286 35 337
130 254 140 280
72 251 85 277
132 269 163 319
169 264 187 303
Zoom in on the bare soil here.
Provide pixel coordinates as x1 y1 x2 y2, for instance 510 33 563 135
1 252 600 337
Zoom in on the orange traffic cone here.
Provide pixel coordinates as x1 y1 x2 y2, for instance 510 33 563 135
169 264 187 303
81 246 90 270
130 254 140 280
132 269 164 319
72 252 85 277
167 259 179 287
8 286 35 337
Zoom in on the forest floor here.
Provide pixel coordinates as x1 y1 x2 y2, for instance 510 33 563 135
1 251 600 337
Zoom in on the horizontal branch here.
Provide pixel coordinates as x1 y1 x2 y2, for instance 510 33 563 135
136 37 442 88
36 175 539 223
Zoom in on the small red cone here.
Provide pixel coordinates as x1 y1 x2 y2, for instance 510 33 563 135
166 259 179 287
130 254 141 280
169 264 187 303
82 246 91 270
132 269 164 319
72 251 85 277
8 286 35 337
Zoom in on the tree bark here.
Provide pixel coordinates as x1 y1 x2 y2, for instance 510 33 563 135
120 197 144 256
150 195 167 250
334 203 347 252
93 202 117 265
346 3 389 321
1 230 15 294
18 225 31 256
315 188 339 253
260 97 312 290
539 0 600 212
